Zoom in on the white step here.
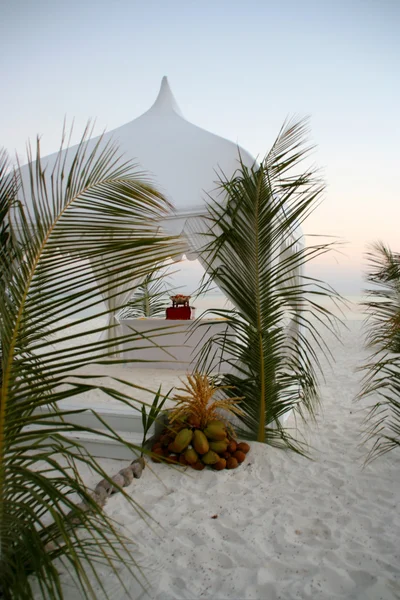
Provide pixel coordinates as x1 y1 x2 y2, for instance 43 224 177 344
36 402 148 435
33 393 166 459
61 430 145 460
25 422 146 460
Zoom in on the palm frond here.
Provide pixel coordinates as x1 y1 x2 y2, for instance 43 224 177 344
0 125 184 598
362 242 400 352
358 242 400 462
190 118 343 453
0 149 19 293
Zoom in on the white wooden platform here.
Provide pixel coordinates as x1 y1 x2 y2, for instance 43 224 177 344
119 318 234 371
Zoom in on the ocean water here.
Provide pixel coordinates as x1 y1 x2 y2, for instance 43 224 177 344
185 293 366 320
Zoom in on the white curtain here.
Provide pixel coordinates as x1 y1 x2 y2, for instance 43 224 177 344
90 258 143 357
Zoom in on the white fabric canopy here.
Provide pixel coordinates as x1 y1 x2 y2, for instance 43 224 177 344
18 76 255 223
91 263 143 356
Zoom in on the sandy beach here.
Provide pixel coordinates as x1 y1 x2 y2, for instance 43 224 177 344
39 319 400 600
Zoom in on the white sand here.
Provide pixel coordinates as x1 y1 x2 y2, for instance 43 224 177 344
42 320 400 599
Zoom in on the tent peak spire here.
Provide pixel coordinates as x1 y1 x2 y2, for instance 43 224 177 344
147 76 184 118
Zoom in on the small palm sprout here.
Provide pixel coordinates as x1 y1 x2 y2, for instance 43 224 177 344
169 372 244 431
119 265 174 319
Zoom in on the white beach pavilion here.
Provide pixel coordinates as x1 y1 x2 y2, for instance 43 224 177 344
19 77 302 371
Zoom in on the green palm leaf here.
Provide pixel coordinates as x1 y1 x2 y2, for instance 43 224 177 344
358 242 400 461
0 126 183 598
362 242 400 353
191 118 343 453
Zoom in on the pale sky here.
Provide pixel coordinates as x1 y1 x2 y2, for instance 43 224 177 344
1 0 399 295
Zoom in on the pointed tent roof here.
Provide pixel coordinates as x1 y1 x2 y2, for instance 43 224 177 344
144 76 184 118
19 77 255 219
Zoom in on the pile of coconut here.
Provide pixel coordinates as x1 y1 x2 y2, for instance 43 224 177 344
150 373 250 471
